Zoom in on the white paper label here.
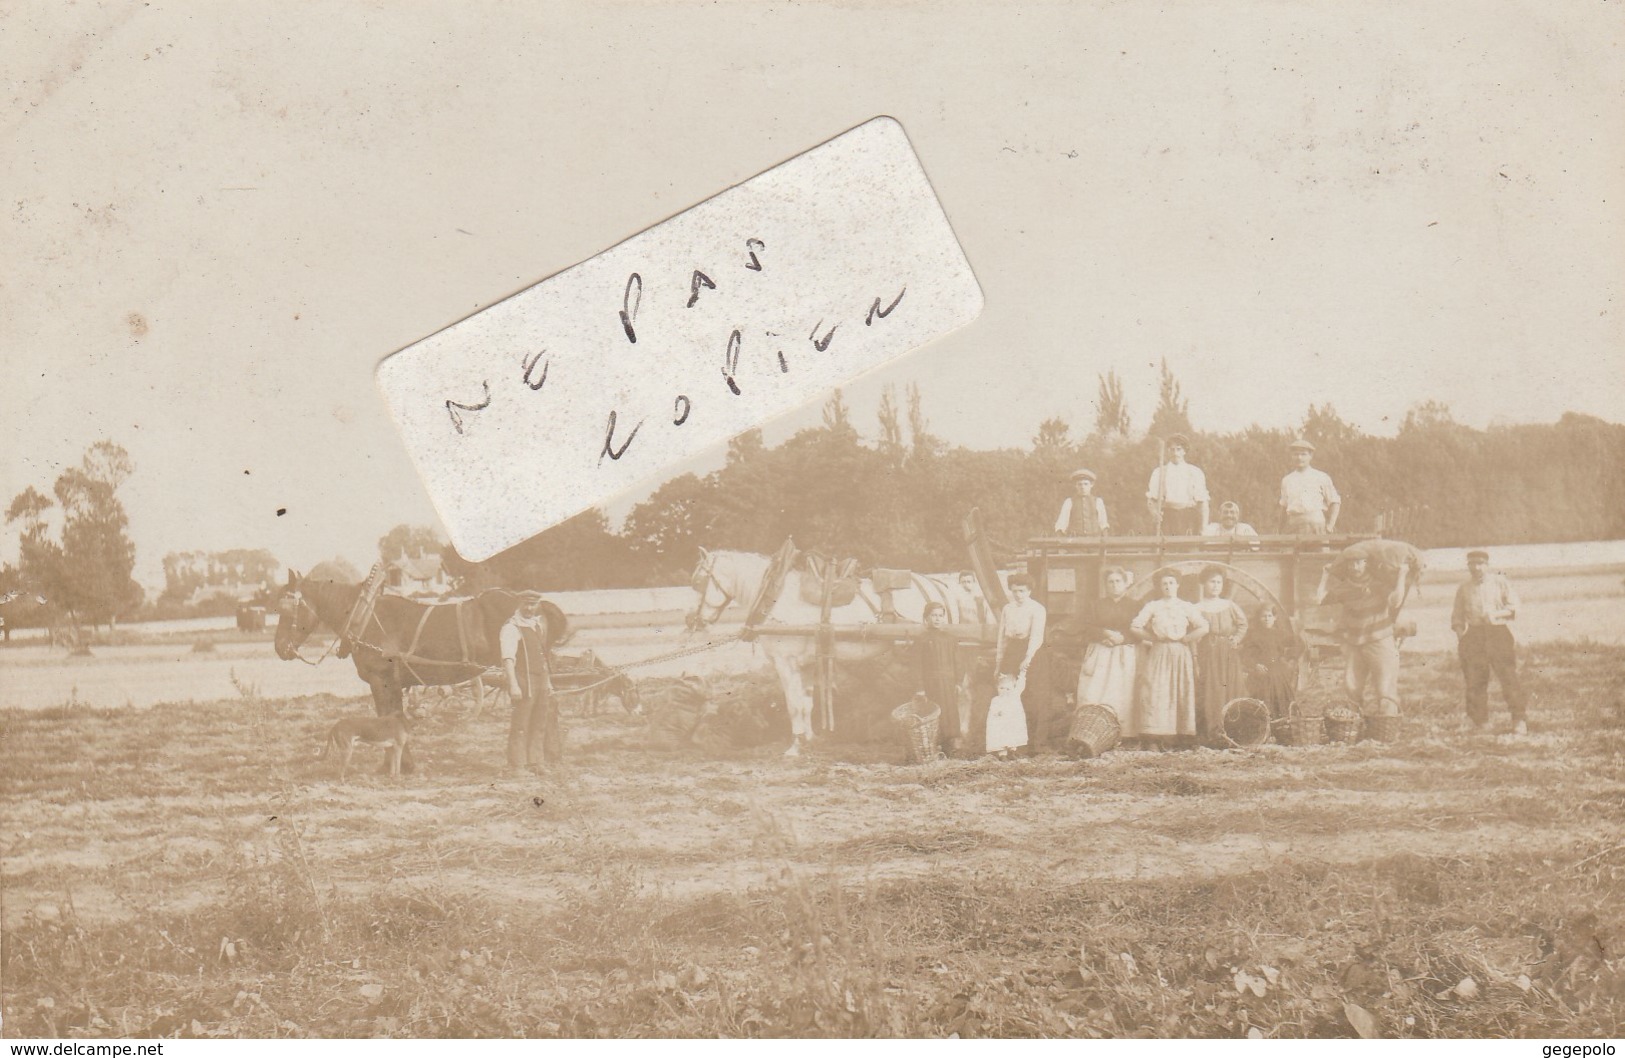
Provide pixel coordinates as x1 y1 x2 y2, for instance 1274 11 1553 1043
376 116 983 562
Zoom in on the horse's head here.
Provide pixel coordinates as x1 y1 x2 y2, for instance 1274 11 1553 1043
685 548 734 631
612 673 643 716
273 570 322 660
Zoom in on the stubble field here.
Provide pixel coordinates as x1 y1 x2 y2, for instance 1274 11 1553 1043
3 642 1623 1038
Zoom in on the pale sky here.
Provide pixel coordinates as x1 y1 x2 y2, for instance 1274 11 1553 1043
3 1 1620 587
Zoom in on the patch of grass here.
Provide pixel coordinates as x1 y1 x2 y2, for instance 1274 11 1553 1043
833 828 1005 860
5 646 1625 1037
7 846 1620 1038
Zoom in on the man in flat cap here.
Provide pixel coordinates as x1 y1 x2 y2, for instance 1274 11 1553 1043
1279 438 1341 534
1145 434 1208 536
1451 549 1529 735
1055 468 1110 536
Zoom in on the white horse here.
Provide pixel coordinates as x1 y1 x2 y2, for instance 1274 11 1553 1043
685 548 966 755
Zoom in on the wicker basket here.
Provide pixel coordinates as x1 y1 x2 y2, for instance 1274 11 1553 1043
1364 714 1403 743
1324 709 1362 744
1218 698 1272 748
891 696 941 764
1276 715 1326 746
1068 704 1121 758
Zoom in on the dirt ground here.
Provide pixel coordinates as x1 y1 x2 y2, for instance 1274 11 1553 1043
3 643 1623 1038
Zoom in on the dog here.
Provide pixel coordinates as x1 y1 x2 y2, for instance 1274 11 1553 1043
319 715 410 780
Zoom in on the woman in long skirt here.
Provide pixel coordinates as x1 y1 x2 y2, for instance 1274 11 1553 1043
1130 569 1209 746
1076 566 1140 738
1193 565 1249 738
1243 604 1302 719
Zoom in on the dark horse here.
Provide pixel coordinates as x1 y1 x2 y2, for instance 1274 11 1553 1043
273 567 569 769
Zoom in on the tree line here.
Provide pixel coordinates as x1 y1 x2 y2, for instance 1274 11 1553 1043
452 367 1625 590
6 372 1622 632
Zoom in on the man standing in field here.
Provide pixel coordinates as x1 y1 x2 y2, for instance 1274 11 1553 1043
1145 434 1209 536
1279 439 1341 534
501 593 560 773
1321 551 1407 727
1451 550 1529 736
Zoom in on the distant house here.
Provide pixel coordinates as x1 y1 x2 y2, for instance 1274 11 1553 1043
385 552 453 598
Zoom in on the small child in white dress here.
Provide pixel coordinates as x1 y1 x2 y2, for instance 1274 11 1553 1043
985 673 1029 760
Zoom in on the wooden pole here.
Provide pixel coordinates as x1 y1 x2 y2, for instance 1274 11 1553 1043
747 622 995 642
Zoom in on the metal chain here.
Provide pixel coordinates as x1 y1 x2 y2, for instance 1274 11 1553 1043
289 634 342 667
294 627 740 680
611 632 744 671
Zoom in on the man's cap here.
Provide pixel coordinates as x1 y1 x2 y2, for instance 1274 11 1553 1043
1070 468 1097 483
1167 433 1191 448
1288 438 1315 453
1219 500 1241 515
1466 549 1490 563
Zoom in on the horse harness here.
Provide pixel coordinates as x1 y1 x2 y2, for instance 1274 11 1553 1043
350 597 487 686
689 555 734 629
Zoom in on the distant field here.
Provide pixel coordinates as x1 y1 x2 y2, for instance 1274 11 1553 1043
3 644 1622 1038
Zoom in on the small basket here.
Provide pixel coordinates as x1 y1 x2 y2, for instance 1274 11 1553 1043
891 697 942 764
1324 709 1362 744
1277 715 1326 746
1218 698 1271 748
1363 714 1403 743
1068 705 1121 758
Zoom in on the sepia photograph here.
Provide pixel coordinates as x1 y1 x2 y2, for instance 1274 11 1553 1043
3 0 1623 1042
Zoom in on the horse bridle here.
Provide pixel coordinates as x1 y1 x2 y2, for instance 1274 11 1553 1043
275 587 336 665
686 553 734 630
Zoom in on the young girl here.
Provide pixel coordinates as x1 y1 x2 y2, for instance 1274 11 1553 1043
985 673 1028 760
1243 604 1302 719
916 602 967 755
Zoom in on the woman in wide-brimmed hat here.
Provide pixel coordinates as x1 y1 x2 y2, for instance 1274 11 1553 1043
1130 567 1208 746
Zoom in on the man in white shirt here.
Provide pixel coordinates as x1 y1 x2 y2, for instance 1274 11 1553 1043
1279 439 1341 534
500 592 559 772
1145 434 1209 536
1203 501 1259 538
1054 468 1110 536
1451 549 1528 735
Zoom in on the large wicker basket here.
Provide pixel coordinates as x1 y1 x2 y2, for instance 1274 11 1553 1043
891 696 942 764
1364 714 1403 743
1218 698 1272 748
1324 709 1362 744
1275 715 1326 746
1068 705 1121 758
